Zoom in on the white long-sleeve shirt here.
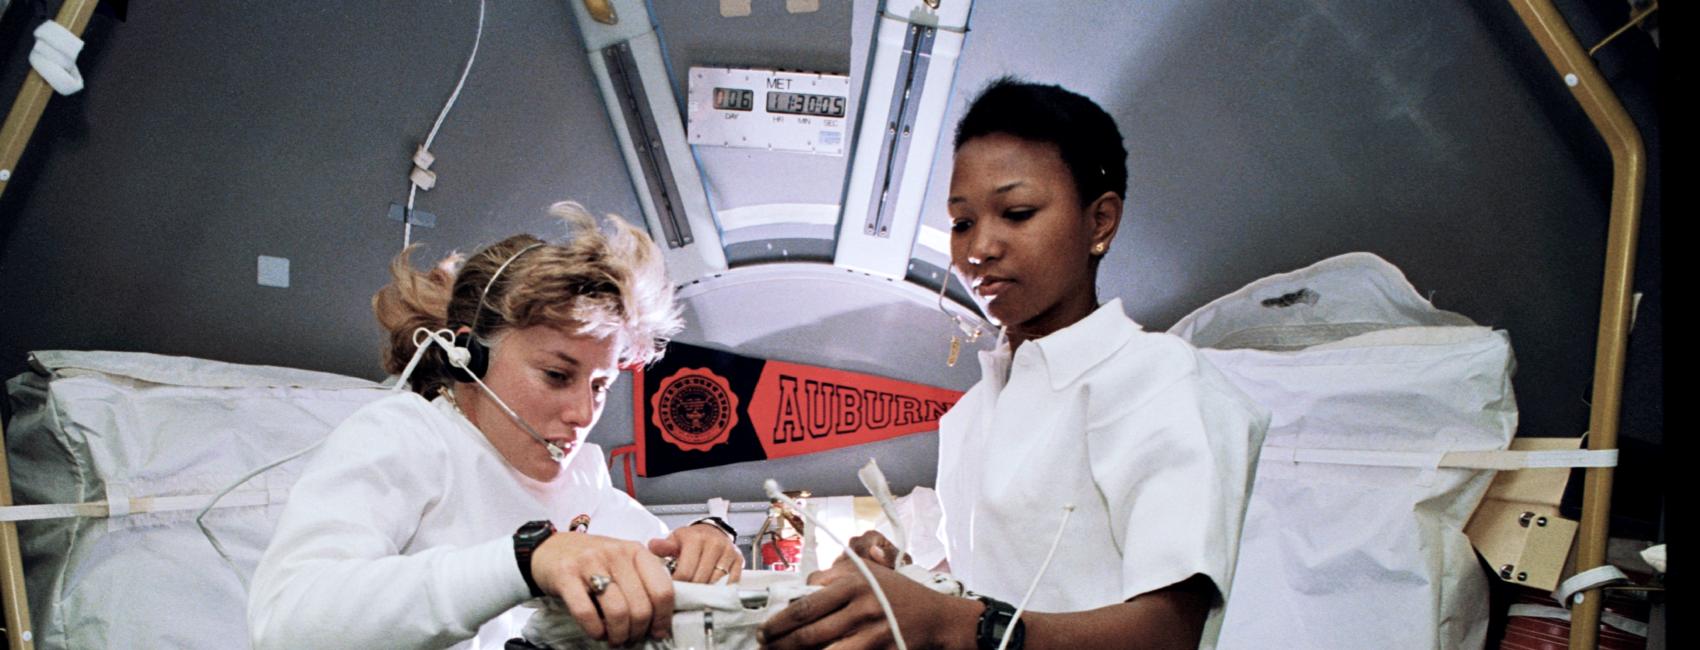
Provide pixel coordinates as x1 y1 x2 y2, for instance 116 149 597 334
937 299 1269 648
249 392 666 650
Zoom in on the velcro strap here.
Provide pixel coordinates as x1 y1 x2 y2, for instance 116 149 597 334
1260 446 1618 470
707 497 730 520
0 489 279 523
105 485 131 517
1554 565 1630 608
30 21 86 95
1440 448 1617 470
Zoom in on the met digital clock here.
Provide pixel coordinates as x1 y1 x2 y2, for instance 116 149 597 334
688 66 851 156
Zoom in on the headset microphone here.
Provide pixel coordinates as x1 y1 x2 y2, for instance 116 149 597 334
401 328 569 462
461 367 568 462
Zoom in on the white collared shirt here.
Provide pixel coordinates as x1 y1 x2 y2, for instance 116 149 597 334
937 299 1268 647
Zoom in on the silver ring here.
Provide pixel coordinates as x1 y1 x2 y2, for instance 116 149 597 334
587 573 612 596
664 556 678 573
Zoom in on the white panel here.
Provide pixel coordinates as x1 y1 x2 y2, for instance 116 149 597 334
572 0 729 284
833 0 973 280
687 66 851 156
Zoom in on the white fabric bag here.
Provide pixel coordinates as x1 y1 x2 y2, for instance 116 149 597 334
1170 253 1516 649
520 571 822 650
520 566 964 649
4 351 387 649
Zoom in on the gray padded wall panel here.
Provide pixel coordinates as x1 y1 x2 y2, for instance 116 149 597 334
0 2 643 381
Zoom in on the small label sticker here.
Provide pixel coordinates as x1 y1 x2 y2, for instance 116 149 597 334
257 255 290 288
719 0 752 17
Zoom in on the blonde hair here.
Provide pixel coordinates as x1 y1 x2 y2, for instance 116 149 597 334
373 201 684 398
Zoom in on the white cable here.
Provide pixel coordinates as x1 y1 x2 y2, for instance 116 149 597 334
997 505 1075 650
196 327 452 587
465 368 566 461
195 439 325 591
403 0 487 249
856 458 909 567
765 479 908 650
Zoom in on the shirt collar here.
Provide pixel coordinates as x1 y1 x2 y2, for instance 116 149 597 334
1024 299 1142 390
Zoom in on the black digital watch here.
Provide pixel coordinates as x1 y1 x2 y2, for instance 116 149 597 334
513 520 555 598
691 515 739 540
976 595 1026 650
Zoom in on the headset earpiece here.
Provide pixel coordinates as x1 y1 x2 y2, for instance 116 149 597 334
448 330 489 383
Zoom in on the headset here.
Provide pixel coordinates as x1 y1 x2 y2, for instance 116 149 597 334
398 242 568 461
447 242 544 382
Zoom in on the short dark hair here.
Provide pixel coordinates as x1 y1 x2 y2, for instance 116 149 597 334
953 77 1128 206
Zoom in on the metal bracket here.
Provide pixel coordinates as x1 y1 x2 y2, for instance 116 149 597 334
604 41 693 249
863 24 936 238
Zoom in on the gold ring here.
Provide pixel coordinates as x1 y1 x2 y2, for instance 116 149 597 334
714 562 734 574
587 573 612 596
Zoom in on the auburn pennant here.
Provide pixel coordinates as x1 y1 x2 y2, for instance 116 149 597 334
633 343 964 476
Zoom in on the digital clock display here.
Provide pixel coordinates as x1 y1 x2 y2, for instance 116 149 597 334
689 66 850 155
712 87 755 112
766 91 847 118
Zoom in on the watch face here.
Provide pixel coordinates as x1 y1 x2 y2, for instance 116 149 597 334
517 520 555 545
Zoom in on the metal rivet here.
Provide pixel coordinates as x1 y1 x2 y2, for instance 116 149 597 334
1537 516 1547 526
0 169 11 181
1564 73 1580 87
1519 511 1535 527
1517 572 1528 582
1499 564 1515 579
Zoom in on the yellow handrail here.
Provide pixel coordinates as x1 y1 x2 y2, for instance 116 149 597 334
1504 2 1647 649
0 0 101 203
0 420 34 650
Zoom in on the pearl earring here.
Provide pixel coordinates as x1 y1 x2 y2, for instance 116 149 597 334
1092 243 1107 255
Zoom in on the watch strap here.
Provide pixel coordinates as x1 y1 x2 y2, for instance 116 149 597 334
513 520 555 599
976 595 1026 650
691 515 738 541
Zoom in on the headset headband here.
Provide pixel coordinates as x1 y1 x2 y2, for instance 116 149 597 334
468 242 547 338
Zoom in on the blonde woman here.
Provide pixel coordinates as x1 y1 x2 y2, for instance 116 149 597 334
249 202 740 649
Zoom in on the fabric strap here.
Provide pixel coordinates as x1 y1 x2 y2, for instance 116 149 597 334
1554 565 1631 608
1258 446 1618 470
0 489 281 523
30 20 85 95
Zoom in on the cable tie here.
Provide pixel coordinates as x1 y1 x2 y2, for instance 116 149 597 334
412 145 436 171
409 166 438 191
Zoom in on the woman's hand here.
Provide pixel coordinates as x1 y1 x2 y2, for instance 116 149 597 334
758 553 979 650
649 520 744 584
529 531 675 646
844 530 909 569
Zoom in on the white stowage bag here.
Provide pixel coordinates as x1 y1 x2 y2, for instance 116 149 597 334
1170 253 1517 650
4 351 387 650
521 571 821 650
519 567 963 649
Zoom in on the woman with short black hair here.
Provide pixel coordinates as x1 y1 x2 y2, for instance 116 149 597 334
760 78 1268 650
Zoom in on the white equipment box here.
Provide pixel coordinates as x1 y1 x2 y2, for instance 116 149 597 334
686 66 851 156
